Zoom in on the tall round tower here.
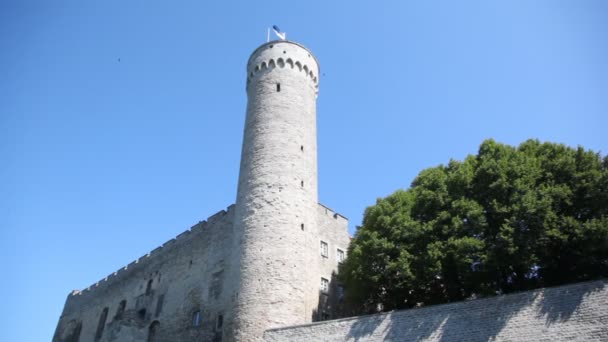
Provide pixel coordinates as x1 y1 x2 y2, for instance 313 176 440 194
232 40 320 341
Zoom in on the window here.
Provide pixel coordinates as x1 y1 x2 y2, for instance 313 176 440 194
320 241 328 258
94 307 108 341
320 277 329 292
337 285 345 301
216 314 224 330
337 248 345 263
192 310 201 327
276 83 281 92
148 321 160 342
138 309 147 320
155 295 164 317
209 270 224 300
115 300 126 318
146 279 153 295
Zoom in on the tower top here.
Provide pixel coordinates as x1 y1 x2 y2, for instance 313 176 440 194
246 40 320 92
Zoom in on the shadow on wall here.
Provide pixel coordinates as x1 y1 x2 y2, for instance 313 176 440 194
537 280 605 324
312 272 352 322
344 280 605 342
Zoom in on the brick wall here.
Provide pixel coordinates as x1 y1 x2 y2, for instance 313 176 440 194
264 280 608 342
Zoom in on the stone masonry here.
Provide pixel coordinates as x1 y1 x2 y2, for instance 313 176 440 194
232 40 325 342
54 40 351 342
54 202 349 342
264 280 608 342
54 39 606 342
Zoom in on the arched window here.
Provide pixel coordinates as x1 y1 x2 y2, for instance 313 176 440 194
94 307 108 341
115 300 126 318
148 321 160 342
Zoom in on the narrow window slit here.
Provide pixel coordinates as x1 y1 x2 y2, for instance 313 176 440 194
146 279 153 295
95 307 109 341
276 83 281 92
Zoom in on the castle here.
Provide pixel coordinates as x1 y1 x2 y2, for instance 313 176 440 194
54 40 351 342
54 39 608 342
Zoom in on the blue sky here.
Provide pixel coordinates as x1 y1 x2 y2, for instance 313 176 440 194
1 1 606 340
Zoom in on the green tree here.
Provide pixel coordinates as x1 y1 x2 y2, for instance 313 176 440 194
340 139 608 314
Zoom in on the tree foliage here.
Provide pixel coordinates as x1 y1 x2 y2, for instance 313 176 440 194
339 139 608 313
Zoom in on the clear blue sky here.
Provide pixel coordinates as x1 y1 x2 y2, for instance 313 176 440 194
1 1 606 340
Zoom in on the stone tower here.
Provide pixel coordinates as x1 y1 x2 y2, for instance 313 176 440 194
232 40 321 341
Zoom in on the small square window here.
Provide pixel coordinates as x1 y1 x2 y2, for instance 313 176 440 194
320 277 329 292
192 311 201 327
320 241 328 258
337 249 345 263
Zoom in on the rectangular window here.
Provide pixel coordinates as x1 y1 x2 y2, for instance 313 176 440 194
320 277 329 292
337 248 345 263
320 241 328 258
192 310 201 327
216 314 224 330
337 285 345 301
155 294 164 317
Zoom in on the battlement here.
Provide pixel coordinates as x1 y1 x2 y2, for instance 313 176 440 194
68 204 235 298
246 40 319 91
318 202 348 223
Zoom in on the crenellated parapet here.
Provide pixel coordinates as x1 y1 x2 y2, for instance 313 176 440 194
317 203 348 224
68 204 235 298
246 40 320 94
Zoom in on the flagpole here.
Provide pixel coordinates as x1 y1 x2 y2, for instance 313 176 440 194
267 28 270 42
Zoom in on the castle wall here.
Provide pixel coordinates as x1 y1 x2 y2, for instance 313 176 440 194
54 206 238 342
264 280 608 342
313 204 351 321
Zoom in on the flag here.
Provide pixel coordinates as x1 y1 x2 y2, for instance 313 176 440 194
272 25 286 40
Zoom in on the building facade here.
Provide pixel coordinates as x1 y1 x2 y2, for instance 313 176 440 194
53 40 351 342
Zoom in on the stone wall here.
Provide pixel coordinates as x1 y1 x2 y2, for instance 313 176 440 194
232 40 322 342
315 203 351 321
54 205 238 342
264 280 608 342
53 202 350 342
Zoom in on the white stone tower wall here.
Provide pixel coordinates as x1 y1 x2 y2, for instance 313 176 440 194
232 41 321 341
